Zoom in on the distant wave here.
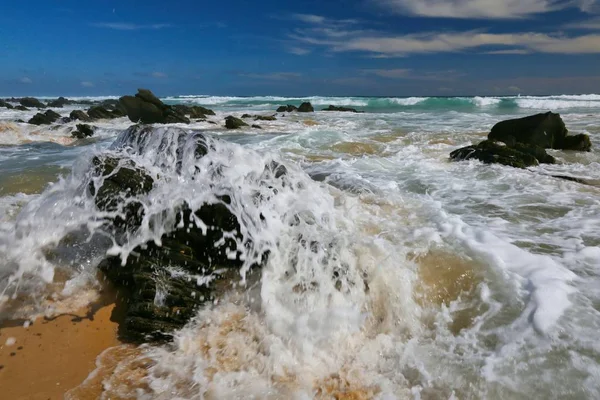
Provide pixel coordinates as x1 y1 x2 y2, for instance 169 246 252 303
163 94 600 110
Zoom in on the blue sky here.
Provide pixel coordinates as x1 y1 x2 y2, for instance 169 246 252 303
2 0 600 96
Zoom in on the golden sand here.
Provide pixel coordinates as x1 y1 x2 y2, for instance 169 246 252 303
0 298 123 399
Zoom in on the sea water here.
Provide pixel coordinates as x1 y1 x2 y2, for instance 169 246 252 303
1 94 599 399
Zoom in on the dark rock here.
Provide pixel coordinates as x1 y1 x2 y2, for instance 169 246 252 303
69 110 91 122
241 114 252 119
276 105 297 112
28 110 62 125
19 97 45 109
450 140 541 169
135 88 164 108
120 95 164 124
559 134 592 151
252 124 262 129
254 115 276 121
192 105 215 116
89 155 154 233
298 102 314 113
208 121 217 125
0 100 13 109
225 116 248 129
15 119 25 123
487 112 591 152
488 112 567 149
322 105 359 113
119 89 189 124
47 97 73 108
88 106 118 120
72 124 95 139
14 105 29 111
59 117 72 124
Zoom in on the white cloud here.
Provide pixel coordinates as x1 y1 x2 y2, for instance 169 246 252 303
91 22 170 30
508 85 522 92
151 72 167 78
484 49 531 54
293 14 327 24
363 68 465 80
288 47 311 55
293 25 600 55
19 77 32 84
373 0 595 19
81 81 94 87
363 68 412 78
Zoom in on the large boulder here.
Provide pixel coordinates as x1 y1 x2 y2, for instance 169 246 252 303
488 112 590 151
87 128 283 342
28 110 62 125
119 89 190 124
69 110 91 122
0 100 13 109
72 124 95 139
450 140 545 169
20 97 45 109
225 115 248 129
298 102 314 112
322 105 359 113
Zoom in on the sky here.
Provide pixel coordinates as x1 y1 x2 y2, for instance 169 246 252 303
2 0 600 96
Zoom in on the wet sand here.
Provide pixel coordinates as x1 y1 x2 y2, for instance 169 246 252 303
0 298 122 400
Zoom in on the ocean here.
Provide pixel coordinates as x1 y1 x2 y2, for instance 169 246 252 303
0 94 599 399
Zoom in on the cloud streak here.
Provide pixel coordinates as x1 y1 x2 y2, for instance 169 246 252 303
290 16 600 56
373 0 596 19
91 22 171 30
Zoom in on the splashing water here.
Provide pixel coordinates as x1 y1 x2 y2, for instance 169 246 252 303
1 94 600 399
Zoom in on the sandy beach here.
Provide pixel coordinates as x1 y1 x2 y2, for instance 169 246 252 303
0 294 123 400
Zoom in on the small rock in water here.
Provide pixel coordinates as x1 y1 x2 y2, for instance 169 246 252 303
225 115 248 129
298 102 314 112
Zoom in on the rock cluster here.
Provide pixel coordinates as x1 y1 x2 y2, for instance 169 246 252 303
450 112 592 168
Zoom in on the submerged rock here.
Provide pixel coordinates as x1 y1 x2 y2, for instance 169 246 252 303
71 124 95 139
28 110 62 125
89 155 155 233
0 100 13 109
69 110 91 122
322 105 359 113
298 102 314 112
450 140 543 168
86 127 288 342
47 97 73 108
14 105 29 111
225 115 248 129
276 105 297 112
19 97 45 109
252 124 262 129
88 106 121 120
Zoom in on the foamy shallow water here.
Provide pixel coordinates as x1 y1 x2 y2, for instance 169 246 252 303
1 94 600 399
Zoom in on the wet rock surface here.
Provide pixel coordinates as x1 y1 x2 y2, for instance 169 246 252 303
451 112 592 169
